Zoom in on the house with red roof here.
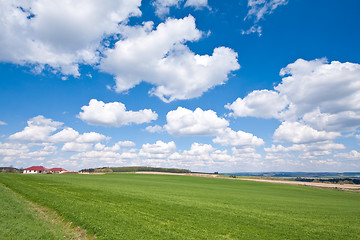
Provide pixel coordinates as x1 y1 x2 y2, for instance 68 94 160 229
49 168 67 174
23 166 49 174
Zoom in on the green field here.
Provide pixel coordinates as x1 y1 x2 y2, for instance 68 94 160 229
0 173 359 239
0 183 82 239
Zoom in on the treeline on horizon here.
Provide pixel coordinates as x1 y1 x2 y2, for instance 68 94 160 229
79 166 191 174
295 177 360 185
229 172 360 178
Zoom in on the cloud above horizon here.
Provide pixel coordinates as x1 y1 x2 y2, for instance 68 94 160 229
100 16 240 102
0 0 141 76
78 99 158 127
227 58 360 144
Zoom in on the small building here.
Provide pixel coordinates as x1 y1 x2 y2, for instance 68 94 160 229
23 166 49 174
49 168 67 174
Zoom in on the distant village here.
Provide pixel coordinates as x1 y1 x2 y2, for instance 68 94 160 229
22 166 78 174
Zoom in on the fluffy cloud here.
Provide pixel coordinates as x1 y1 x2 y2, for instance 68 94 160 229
28 145 57 157
71 150 124 164
76 132 109 143
0 142 29 159
165 107 229 136
49 128 79 143
94 141 135 151
9 115 62 142
168 143 233 170
100 16 239 102
164 107 264 149
227 59 360 144
0 0 141 76
334 150 360 160
0 142 60 163
78 99 158 127
61 142 93 152
153 0 208 17
213 128 264 148
273 121 340 144
226 90 289 119
0 121 7 125
169 143 215 163
264 140 347 164
139 141 176 159
145 125 164 133
265 142 346 153
276 59 360 123
9 116 109 145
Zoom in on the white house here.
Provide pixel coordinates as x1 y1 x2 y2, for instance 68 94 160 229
49 168 67 174
23 166 49 174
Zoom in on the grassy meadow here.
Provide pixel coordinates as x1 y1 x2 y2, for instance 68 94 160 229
0 173 359 239
0 183 76 239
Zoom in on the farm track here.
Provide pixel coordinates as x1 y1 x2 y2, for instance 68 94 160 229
135 171 360 191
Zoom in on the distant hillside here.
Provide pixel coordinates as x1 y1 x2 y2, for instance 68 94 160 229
80 166 191 174
0 167 22 173
224 172 360 178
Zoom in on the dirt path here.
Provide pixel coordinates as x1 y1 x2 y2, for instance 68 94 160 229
135 171 360 191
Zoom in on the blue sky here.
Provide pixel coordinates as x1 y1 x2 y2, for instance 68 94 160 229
1 0 360 172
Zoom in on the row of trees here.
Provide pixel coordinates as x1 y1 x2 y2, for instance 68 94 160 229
79 166 191 174
295 177 360 184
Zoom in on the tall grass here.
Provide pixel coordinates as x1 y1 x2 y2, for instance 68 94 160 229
0 173 359 239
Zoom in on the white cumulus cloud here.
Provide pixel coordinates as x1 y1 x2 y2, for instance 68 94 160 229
100 16 239 102
9 115 62 142
78 99 158 127
62 142 93 152
165 107 229 136
213 128 264 148
0 0 141 76
227 58 360 144
226 89 289 119
49 127 79 143
273 121 340 144
139 141 176 159
334 150 360 160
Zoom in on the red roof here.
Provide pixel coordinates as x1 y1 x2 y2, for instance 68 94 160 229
24 166 48 171
49 168 66 171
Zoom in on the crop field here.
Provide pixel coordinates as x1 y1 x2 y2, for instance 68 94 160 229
0 173 359 240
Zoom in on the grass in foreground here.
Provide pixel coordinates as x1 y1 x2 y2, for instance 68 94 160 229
0 183 73 239
0 173 359 239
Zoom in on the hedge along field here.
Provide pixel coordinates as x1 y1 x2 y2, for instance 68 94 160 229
0 174 359 240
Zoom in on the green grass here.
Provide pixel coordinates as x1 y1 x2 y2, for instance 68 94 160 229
0 173 359 240
0 183 73 239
